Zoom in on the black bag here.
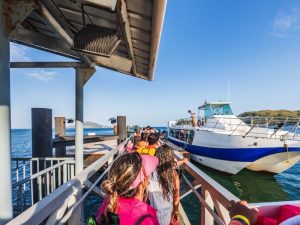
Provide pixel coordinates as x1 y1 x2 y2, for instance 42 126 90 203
93 212 152 225
100 212 120 225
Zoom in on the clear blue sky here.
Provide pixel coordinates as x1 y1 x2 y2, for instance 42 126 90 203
10 0 300 128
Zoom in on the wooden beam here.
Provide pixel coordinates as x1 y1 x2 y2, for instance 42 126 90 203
148 0 167 80
40 0 76 35
10 62 85 68
11 28 134 78
4 0 35 36
117 0 137 75
38 3 94 67
87 54 133 74
11 27 80 60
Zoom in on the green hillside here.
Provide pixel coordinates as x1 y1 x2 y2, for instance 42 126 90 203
239 110 300 118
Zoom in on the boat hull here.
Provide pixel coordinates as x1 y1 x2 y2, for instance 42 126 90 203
168 131 300 174
189 154 251 174
246 152 300 173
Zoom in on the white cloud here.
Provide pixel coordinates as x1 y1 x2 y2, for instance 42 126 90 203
10 43 31 61
27 69 58 82
271 8 300 37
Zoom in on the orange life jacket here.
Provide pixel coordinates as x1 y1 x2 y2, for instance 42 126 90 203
137 147 156 156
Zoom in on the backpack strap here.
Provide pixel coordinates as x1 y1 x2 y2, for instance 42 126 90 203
134 214 153 225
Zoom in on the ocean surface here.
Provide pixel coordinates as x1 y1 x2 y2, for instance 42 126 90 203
11 128 300 223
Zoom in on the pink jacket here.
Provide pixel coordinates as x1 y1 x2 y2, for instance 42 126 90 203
97 197 159 225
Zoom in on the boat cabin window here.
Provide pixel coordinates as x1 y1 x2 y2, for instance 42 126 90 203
204 104 233 118
169 129 194 144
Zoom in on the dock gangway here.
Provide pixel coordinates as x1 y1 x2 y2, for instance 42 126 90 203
7 139 300 225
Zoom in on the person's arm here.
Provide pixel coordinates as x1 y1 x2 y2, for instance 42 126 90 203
228 220 245 225
227 201 258 225
176 157 188 167
172 172 180 219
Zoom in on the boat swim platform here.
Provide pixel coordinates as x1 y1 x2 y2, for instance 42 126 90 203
8 138 300 225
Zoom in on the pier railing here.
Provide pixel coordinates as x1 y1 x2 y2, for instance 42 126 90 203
8 139 300 225
10 138 237 225
11 157 75 216
7 141 124 225
166 141 239 225
172 116 300 141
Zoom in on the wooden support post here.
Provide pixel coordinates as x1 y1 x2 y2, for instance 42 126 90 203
54 117 66 157
55 117 65 137
201 188 214 225
114 125 117 136
117 116 126 144
127 126 131 138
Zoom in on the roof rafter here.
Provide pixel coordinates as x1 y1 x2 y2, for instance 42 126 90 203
117 0 137 75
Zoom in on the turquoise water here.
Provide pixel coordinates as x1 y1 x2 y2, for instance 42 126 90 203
11 128 300 222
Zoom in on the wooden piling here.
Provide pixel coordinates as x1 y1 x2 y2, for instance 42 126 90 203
31 108 53 203
117 116 126 144
32 108 53 158
54 117 66 157
54 117 65 137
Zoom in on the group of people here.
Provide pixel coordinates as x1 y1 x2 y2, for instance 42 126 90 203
95 127 186 225
92 126 300 225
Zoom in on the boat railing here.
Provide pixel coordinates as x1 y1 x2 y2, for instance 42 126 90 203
11 157 75 216
171 116 300 141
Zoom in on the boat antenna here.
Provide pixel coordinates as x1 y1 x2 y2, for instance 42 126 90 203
227 77 230 102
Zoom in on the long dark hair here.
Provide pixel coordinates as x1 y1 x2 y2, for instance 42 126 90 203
101 152 142 213
155 144 177 201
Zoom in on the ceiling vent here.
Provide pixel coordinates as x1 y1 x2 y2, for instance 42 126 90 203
72 4 120 57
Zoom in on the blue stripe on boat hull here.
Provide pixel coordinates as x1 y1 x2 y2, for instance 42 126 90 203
168 138 300 162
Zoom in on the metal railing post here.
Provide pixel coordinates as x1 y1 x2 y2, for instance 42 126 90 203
75 68 84 175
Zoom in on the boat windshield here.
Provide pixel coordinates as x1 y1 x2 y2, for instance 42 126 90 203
204 104 233 117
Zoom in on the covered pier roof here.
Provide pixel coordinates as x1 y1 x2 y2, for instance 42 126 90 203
10 0 167 80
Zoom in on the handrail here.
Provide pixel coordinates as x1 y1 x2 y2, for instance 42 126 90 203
12 160 75 188
213 118 220 131
8 137 300 225
168 141 239 225
57 159 113 224
7 139 128 225
243 120 260 137
11 157 73 161
173 149 239 204
181 174 225 225
230 120 243 136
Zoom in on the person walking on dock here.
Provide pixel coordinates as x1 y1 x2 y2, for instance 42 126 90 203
148 144 181 225
97 152 159 225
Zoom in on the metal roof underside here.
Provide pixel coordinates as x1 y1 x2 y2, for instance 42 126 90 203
10 0 167 81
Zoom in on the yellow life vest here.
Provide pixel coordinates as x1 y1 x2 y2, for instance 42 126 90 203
137 147 156 156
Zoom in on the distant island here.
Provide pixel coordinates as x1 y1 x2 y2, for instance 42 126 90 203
67 121 110 128
83 121 110 128
239 110 300 118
